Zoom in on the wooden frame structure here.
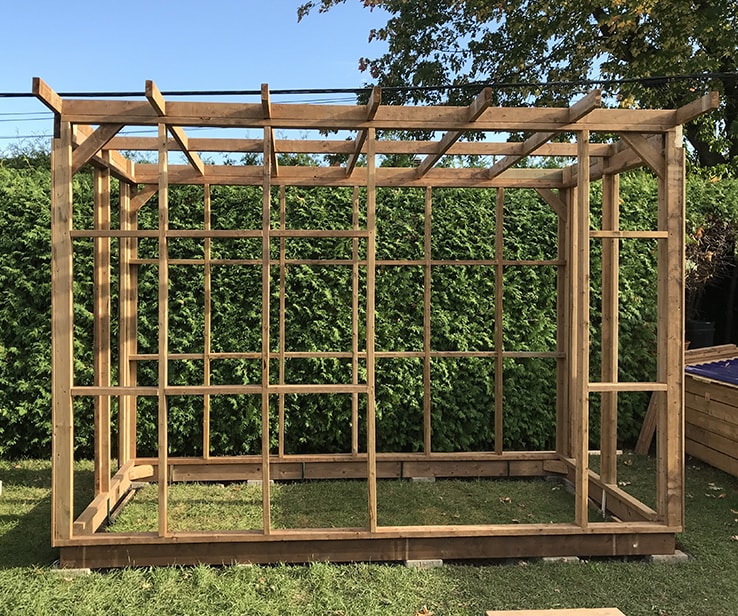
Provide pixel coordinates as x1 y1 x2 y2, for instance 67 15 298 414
36 77 719 568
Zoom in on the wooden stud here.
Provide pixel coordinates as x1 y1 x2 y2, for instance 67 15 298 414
554 188 569 457
93 164 112 495
157 123 169 537
366 128 378 531
262 128 273 534
600 173 619 484
574 131 590 527
51 120 74 545
203 184 212 459
278 185 286 458
495 188 505 454
656 130 686 529
423 186 432 455
118 181 134 465
352 186 361 456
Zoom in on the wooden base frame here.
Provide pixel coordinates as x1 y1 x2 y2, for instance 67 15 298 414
37 77 717 568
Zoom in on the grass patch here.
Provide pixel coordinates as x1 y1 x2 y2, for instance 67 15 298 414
1 454 737 615
110 478 576 532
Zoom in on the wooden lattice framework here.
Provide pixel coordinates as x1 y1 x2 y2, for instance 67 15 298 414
36 77 719 568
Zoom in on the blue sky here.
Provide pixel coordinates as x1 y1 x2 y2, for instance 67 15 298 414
0 0 389 146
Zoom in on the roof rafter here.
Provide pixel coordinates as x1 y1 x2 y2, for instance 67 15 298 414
32 77 62 114
415 87 492 179
145 80 205 176
487 90 602 180
346 86 382 177
262 84 278 177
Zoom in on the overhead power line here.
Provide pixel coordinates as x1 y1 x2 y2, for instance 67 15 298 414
0 71 735 99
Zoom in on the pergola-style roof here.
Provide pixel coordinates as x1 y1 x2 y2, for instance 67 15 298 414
34 77 718 188
37 76 719 569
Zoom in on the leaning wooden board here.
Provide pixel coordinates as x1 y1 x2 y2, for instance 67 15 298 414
635 344 738 456
685 352 738 478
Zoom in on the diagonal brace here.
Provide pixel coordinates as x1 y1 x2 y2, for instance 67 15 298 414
416 87 492 178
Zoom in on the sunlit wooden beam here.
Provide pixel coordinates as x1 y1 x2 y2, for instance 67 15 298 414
145 80 204 175
488 90 602 180
72 124 124 175
416 87 493 178
346 86 382 177
261 84 278 177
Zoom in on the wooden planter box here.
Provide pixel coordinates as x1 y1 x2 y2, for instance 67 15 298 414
685 347 738 478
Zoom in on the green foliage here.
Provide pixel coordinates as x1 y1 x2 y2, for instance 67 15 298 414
299 0 738 170
2 157 737 458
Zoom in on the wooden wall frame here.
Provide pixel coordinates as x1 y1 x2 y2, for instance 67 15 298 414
36 77 719 568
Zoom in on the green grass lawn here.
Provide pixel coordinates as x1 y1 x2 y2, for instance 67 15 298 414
1 454 737 615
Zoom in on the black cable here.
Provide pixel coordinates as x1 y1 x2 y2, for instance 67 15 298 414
1 71 736 99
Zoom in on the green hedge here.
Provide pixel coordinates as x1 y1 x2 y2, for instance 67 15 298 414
2 156 736 459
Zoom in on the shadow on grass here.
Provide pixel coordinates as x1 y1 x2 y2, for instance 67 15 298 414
0 466 56 567
0 462 94 568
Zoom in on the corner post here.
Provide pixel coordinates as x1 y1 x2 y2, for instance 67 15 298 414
51 119 74 545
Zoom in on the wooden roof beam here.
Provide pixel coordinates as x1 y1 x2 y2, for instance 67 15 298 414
487 90 601 180
675 91 720 125
106 136 613 158
346 86 382 177
134 162 564 188
32 77 62 114
261 84 278 177
416 87 492 178
145 80 204 175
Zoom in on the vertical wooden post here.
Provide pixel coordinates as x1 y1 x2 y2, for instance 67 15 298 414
494 188 505 454
262 128 273 534
423 186 432 455
203 184 212 459
556 188 570 457
574 132 590 527
51 119 74 544
656 130 685 528
93 164 112 495
118 182 135 465
157 123 169 537
600 173 620 484
127 187 140 459
278 185 286 458
352 186 360 456
366 128 378 531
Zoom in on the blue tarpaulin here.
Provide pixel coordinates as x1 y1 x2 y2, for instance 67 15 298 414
685 358 738 386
